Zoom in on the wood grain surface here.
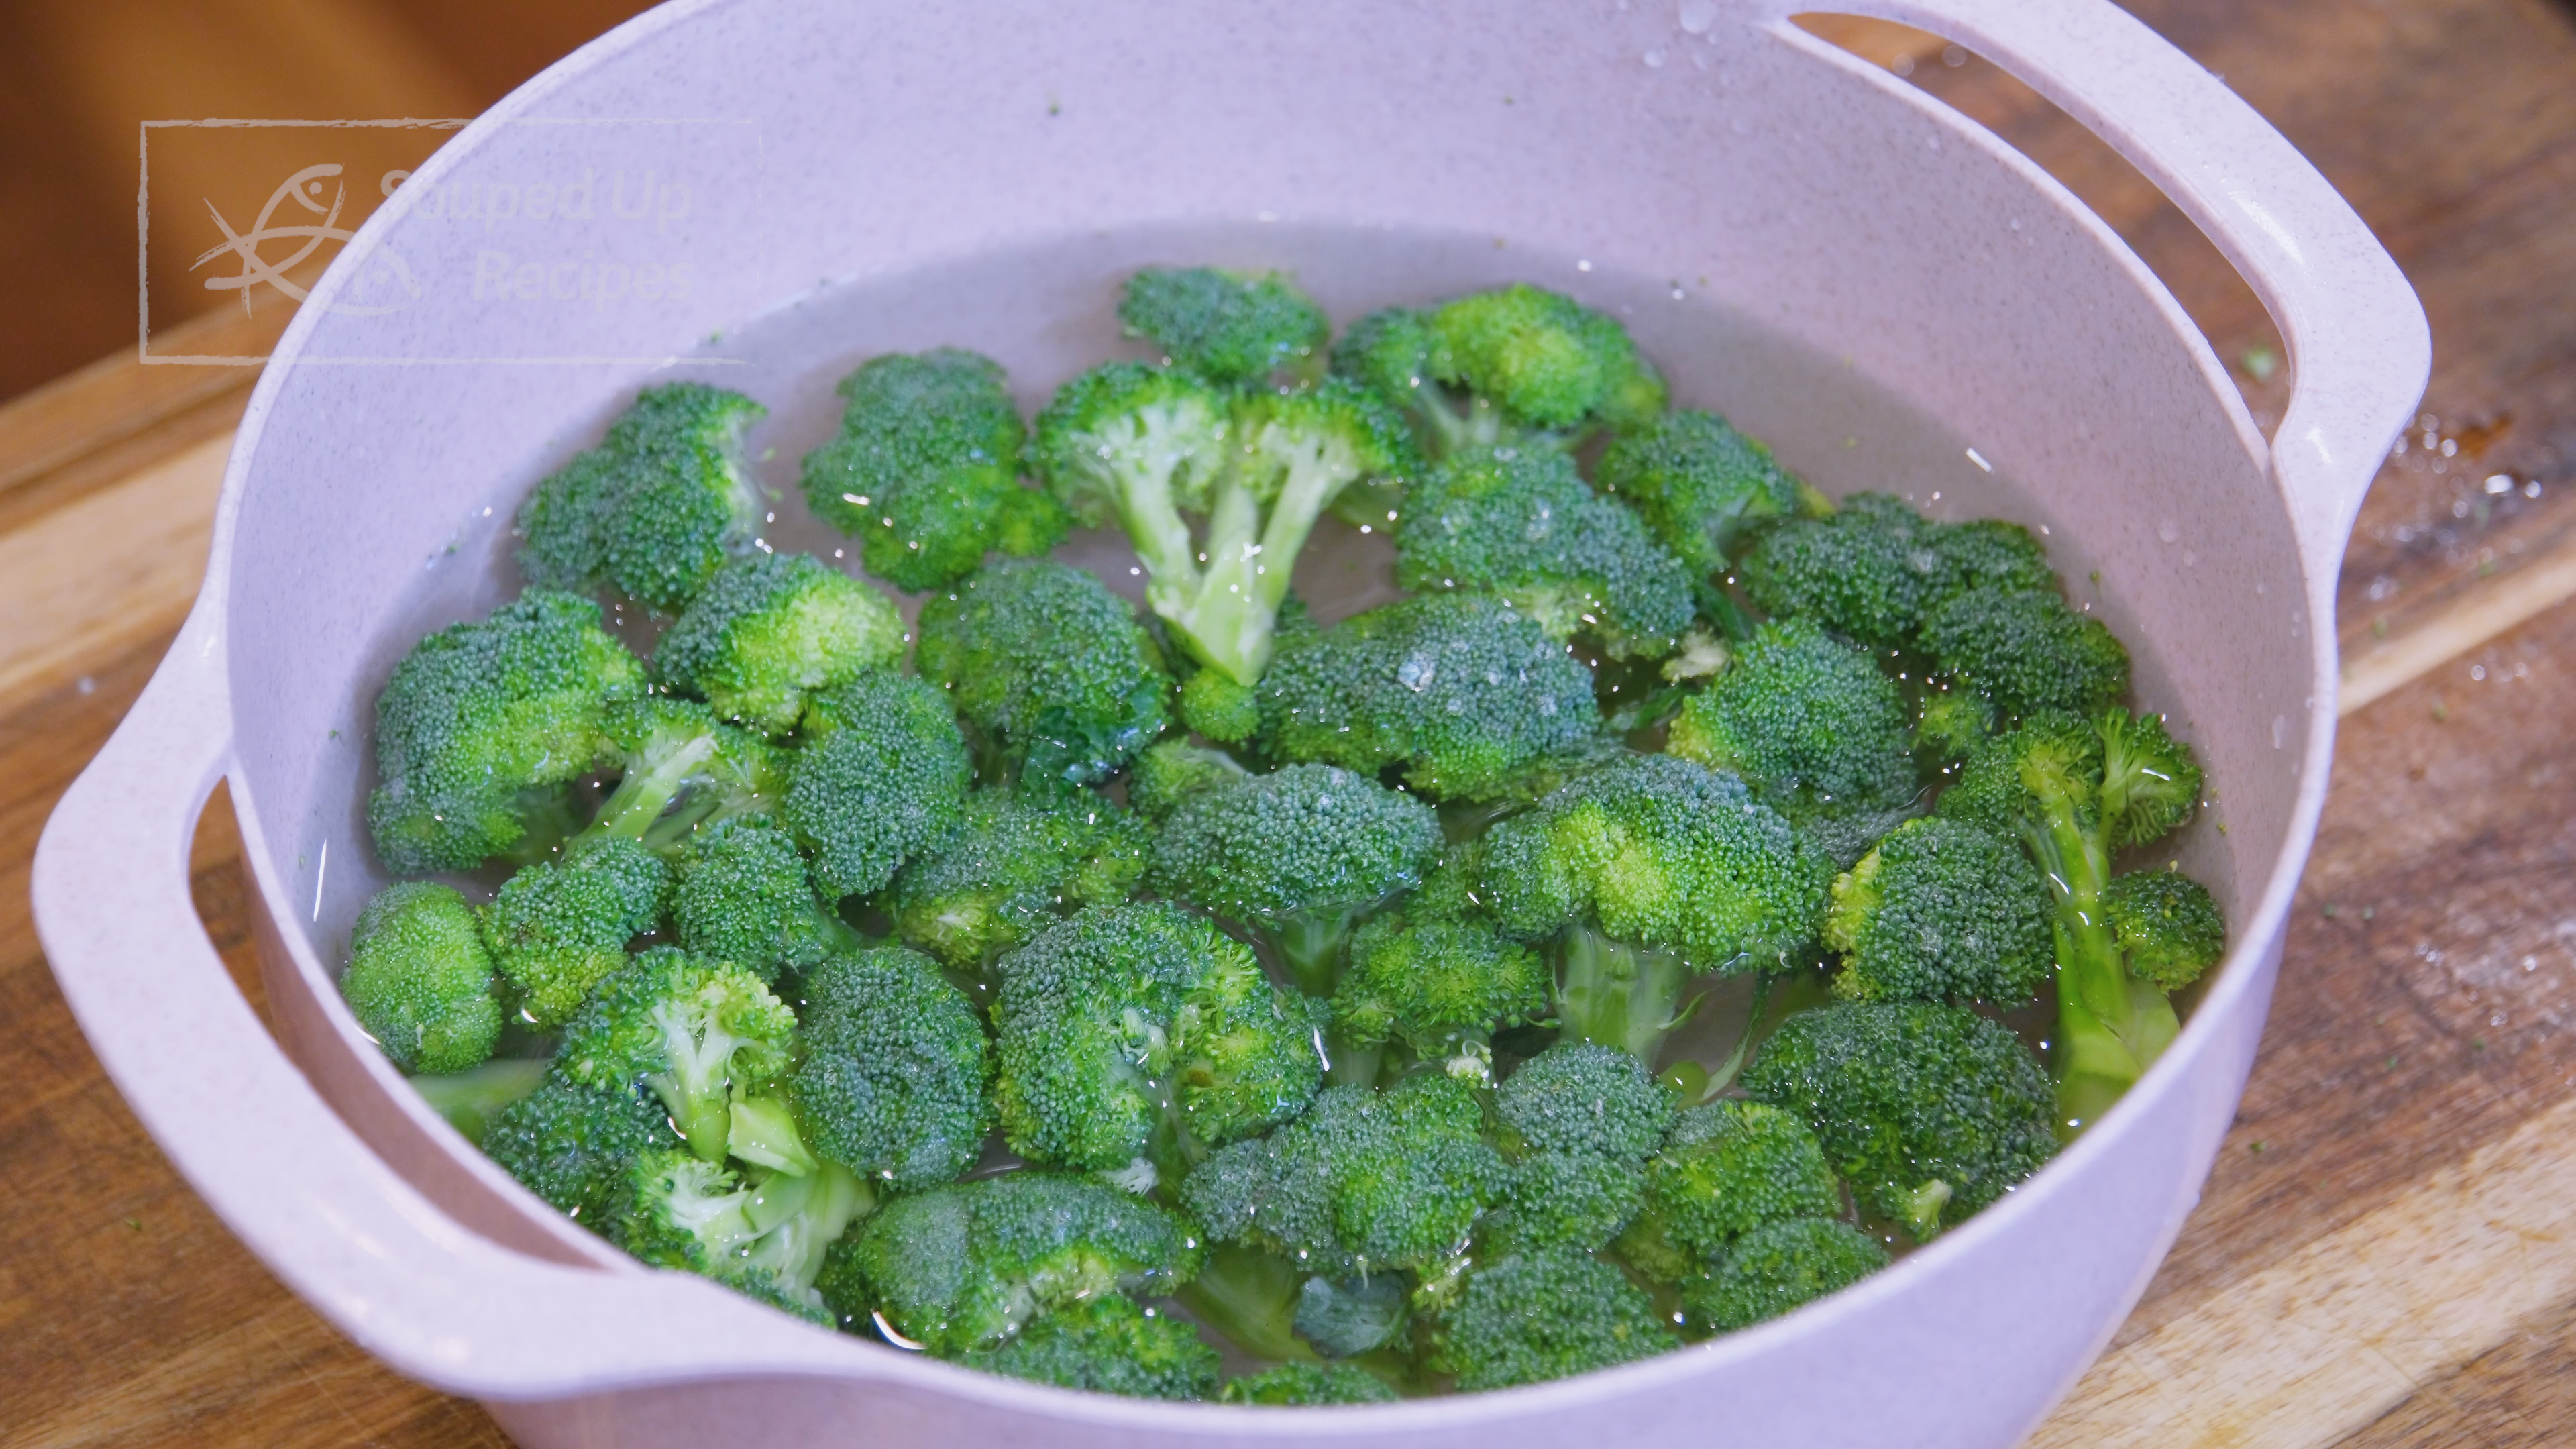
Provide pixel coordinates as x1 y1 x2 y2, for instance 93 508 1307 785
7 3 2576 1445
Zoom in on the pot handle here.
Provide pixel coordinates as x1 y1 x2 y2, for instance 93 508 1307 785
31 600 874 1399
1785 0 2430 574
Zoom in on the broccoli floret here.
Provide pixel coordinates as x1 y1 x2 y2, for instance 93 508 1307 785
1665 619 1921 866
1330 305 1509 461
838 1170 1204 1355
1823 816 2052 1007
1496 1042 1676 1161
2104 870 2226 991
914 559 1173 784
1118 266 1330 386
1612 1100 1841 1283
340 882 503 1073
991 902 1324 1174
1595 409 1814 583
1737 494 2055 651
1425 285 1666 435
478 837 669 1028
1124 738 1250 822
516 382 767 611
366 589 646 873
961 1293 1221 1401
667 815 859 982
555 947 797 1163
1483 1150 1648 1255
1481 754 1833 1063
1396 445 1695 659
887 785 1150 971
1332 913 1547 1071
1913 682 1996 767
799 349 1069 592
1430 1247 1676 1390
408 1057 549 1146
1920 587 2131 720
1176 666 1263 744
783 670 973 898
482 1072 674 1226
614 1147 866 1323
1034 366 1417 686
584 697 788 850
790 946 994 1190
1148 763 1442 994
1686 1217 1889 1333
654 553 906 735
1180 1073 1505 1279
1256 592 1604 801
1741 1002 2055 1241
1219 1362 1400 1406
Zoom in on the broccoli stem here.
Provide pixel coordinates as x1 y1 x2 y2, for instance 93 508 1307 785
409 1058 549 1146
590 730 718 841
2021 773 2184 1136
1271 907 1364 998
1165 436 1353 686
1554 927 1695 1067
728 1095 820 1176
1175 1243 1318 1363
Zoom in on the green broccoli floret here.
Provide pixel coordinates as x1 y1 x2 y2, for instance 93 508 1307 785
837 1170 1204 1355
340 882 503 1073
1496 1042 1677 1161
798 349 1069 592
790 946 993 1190
2103 870 2226 991
1595 409 1814 584
654 553 906 735
408 1057 549 1146
366 589 646 873
477 835 669 1028
1665 619 1921 867
1426 284 1667 435
1118 266 1330 386
516 382 768 611
482 1072 674 1227
1332 912 1547 1074
1737 494 2055 651
584 696 788 849
1177 666 1263 744
1396 445 1695 659
1686 1217 1890 1332
1256 592 1604 801
1612 1100 1841 1283
1330 305 1509 461
614 1147 867 1323
555 947 797 1163
1913 682 1996 767
1741 1002 2056 1241
1481 753 1833 1063
1920 588 2131 720
1124 738 1250 822
914 559 1173 784
961 1293 1221 1401
1034 366 1418 686
1148 763 1442 994
1218 1362 1400 1406
1483 1150 1648 1255
667 814 859 982
887 785 1150 971
783 670 973 898
991 902 1324 1175
1430 1247 1676 1390
1936 709 2212 1130
1823 816 2053 1007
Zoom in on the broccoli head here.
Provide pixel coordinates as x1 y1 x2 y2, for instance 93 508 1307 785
556 947 797 1163
516 382 767 611
960 1293 1221 1401
1332 912 1547 1067
1920 587 2131 721
914 559 1173 784
654 552 906 735
2104 869 2226 991
783 669 973 898
1495 1042 1677 1161
667 814 856 982
789 945 992 1191
340 882 503 1073
1429 1246 1677 1391
613 1147 865 1323
482 1072 675 1227
1823 815 2052 1007
1124 738 1251 823
1613 1100 1841 1283
1595 409 1813 580
1118 266 1330 386
1482 1150 1648 1255
1425 284 1667 435
1330 305 1509 460
584 696 787 849
1218 1362 1400 1406
478 835 670 1028
887 784 1150 971
1737 494 2055 651
1686 1217 1890 1333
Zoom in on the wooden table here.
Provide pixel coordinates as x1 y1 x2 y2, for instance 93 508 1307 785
7 3 2576 1442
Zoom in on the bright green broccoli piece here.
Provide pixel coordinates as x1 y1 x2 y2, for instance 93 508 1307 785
1148 763 1442 994
1920 587 2131 721
837 1170 1205 1356
1396 445 1695 659
1913 682 1996 767
556 947 797 1163
482 1073 674 1228
1332 913 1547 1069
1483 1150 1648 1255
584 696 787 850
654 552 905 735
1737 494 2056 651
960 1293 1221 1401
887 785 1150 970
516 382 768 612
1425 284 1666 434
1595 409 1813 581
340 882 503 1073
1256 592 1605 801
789 946 992 1191
1124 738 1250 822
366 589 645 873
1687 1217 1889 1332
783 669 973 898
991 902 1324 1175
1742 1002 2055 1241
798 349 1069 592
667 814 857 982
1823 815 2053 1007
1176 666 1263 744
1497 1042 1677 1160
408 1057 549 1145
1219 1362 1400 1406
1665 618 1921 867
914 559 1173 784
1430 1246 1676 1391
1613 1100 1841 1284
2104 870 2226 991
613 1147 867 1323
1118 266 1330 386
477 836 669 1028
1330 305 1510 461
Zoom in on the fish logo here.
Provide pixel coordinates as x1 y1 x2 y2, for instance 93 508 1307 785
193 162 419 316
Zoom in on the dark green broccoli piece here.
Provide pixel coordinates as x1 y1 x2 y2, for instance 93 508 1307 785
837 1170 1204 1355
1741 1002 2055 1241
1613 1100 1841 1284
614 1147 866 1323
1920 588 2131 720
1481 753 1833 1063
1148 763 1442 994
1483 1150 1648 1254
478 835 669 1028
790 946 993 1190
1687 1217 1889 1332
1496 1042 1676 1161
1737 494 2055 651
1595 409 1815 581
2104 870 2226 991
1256 592 1604 801
1124 738 1250 822
1218 1362 1400 1406
1396 445 1695 659
1665 619 1921 867
1823 815 2053 1007
783 670 973 898
798 349 1069 592
555 947 796 1163
653 552 906 735
516 382 767 611
482 1072 674 1228
914 559 1173 784
960 1293 1220 1401
1430 1247 1677 1390
340 882 502 1073
887 785 1150 971
1426 284 1666 434
366 589 645 873
667 814 859 982
991 902 1324 1175
1332 912 1547 1070
584 696 787 850
407 1057 548 1146
1118 266 1329 386
1913 682 1996 767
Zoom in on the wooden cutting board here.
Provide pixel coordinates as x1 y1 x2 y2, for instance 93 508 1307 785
7 3 2576 1443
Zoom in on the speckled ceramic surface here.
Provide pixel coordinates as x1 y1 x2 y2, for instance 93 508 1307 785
32 1 2426 1445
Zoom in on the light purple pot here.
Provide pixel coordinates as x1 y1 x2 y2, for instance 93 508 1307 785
34 1 2424 1444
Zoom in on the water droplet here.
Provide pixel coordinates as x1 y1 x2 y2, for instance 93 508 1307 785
1644 46 1667 67
2271 715 2288 750
2157 520 2181 544
1678 0 1718 32
1397 655 1436 692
